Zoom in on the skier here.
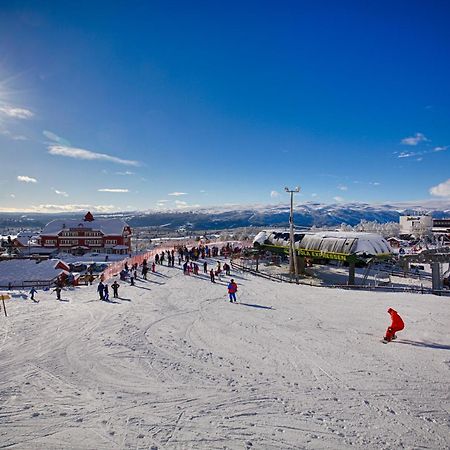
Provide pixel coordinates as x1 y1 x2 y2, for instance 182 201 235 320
383 308 405 342
227 279 238 303
29 287 38 302
209 269 215 283
111 281 120 298
203 261 208 274
97 281 105 300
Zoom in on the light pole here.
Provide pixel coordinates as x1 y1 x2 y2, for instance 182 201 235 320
285 186 300 283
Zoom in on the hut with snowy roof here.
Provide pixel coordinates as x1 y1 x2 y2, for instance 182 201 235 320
39 212 132 256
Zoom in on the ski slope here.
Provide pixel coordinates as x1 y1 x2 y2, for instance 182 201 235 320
0 258 449 449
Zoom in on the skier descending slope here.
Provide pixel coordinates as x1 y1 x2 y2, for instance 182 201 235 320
383 307 405 343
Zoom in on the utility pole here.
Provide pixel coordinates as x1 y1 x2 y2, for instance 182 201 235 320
285 186 300 283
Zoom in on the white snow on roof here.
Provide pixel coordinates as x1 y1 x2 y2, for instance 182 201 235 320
41 217 129 236
0 259 69 286
254 230 392 256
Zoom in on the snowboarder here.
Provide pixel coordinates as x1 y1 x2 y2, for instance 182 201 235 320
210 269 215 283
97 281 105 300
203 261 208 273
130 275 135 286
227 279 238 303
383 308 405 342
111 281 120 298
29 287 38 302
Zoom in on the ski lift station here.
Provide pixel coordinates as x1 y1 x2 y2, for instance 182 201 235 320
253 230 392 285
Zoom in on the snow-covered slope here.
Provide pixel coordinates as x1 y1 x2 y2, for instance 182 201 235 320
0 259 448 449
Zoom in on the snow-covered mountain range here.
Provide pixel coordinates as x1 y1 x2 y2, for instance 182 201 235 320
126 201 450 230
1 201 449 231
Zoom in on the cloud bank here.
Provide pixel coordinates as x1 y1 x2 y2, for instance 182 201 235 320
429 179 450 197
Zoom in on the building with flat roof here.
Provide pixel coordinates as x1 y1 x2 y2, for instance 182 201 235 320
399 215 433 236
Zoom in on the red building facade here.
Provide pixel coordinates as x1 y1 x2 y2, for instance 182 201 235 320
39 212 132 255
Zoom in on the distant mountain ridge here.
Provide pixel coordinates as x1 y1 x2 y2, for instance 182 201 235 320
128 201 450 229
0 201 449 231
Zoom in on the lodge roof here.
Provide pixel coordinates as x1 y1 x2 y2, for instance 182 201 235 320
41 216 130 237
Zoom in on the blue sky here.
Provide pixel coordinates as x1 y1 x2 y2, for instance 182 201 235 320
0 0 449 213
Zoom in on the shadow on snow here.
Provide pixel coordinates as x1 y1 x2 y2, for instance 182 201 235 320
395 339 450 350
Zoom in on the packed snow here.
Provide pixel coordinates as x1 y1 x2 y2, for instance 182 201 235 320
0 256 449 449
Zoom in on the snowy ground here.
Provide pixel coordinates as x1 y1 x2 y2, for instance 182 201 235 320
0 258 449 449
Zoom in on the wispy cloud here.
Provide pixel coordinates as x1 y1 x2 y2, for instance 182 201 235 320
34 204 116 213
396 144 447 160
429 179 450 197
0 105 34 119
98 188 129 193
270 190 280 198
370 182 380 186
175 200 187 206
168 192 188 196
157 199 168 203
338 185 348 191
48 145 140 166
10 194 15 198
53 189 68 197
311 193 318 197
401 133 428 146
333 196 344 202
398 151 418 158
0 129 28 140
43 130 71 146
17 175 37 183
115 170 135 176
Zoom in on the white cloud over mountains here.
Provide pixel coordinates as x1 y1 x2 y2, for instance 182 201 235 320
48 145 140 166
168 192 188 196
429 179 450 197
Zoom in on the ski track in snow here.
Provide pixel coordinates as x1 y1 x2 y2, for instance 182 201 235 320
0 258 449 449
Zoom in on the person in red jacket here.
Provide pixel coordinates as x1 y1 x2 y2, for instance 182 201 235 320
383 308 404 342
227 279 238 303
